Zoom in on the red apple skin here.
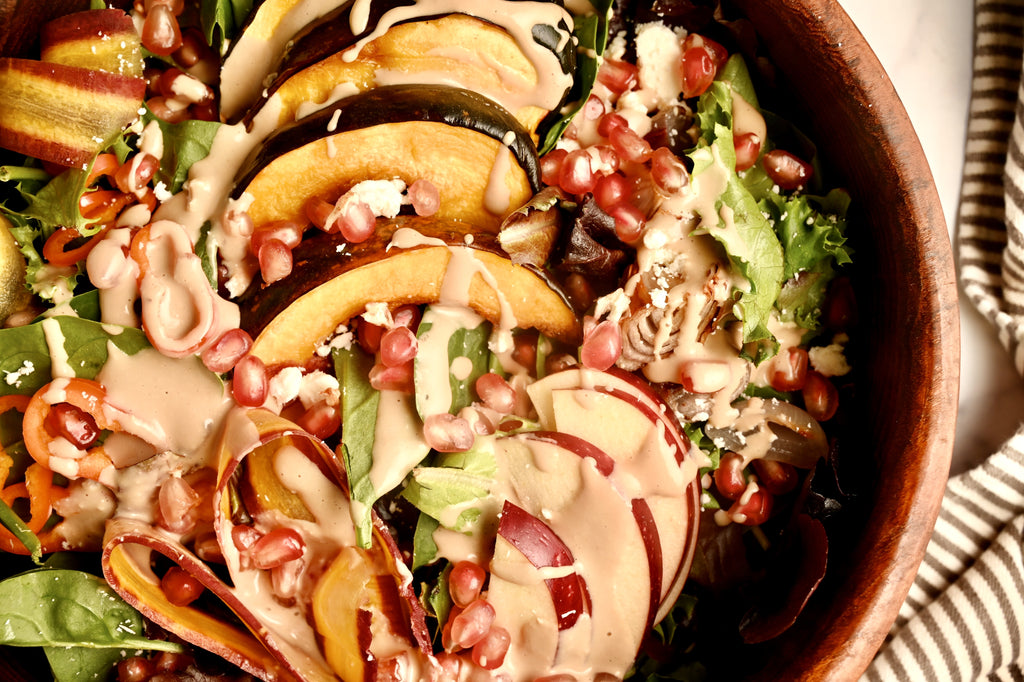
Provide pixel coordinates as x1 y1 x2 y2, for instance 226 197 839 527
525 430 616 476
497 500 591 630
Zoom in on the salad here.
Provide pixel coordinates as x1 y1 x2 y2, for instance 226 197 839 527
0 0 854 680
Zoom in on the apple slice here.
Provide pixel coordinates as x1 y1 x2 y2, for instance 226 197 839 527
233 84 540 231
526 368 702 621
0 57 144 169
493 433 654 676
239 215 580 367
40 9 143 77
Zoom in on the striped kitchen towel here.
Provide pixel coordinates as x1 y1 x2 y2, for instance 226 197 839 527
862 1 1024 680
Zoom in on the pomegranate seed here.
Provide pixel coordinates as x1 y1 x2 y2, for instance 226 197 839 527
161 566 203 606
304 197 336 232
650 146 688 195
597 112 628 138
172 27 211 68
222 208 254 238
679 34 727 99
297 400 341 439
475 373 515 414
588 144 621 175
729 487 773 526
580 319 622 371
408 179 440 216
582 94 605 121
201 328 254 373
251 527 306 570
472 625 511 669
258 238 293 284
540 149 568 187
449 599 495 649
190 100 218 121
340 202 376 243
769 347 809 392
752 458 798 495
734 132 762 172
153 651 192 674
679 359 731 394
117 657 154 682
559 149 596 195
545 352 578 375
449 560 487 607
145 0 184 15
609 124 652 164
358 319 385 354
593 172 631 212
380 326 418 368
158 476 200 534
511 332 538 373
714 452 747 501
563 272 596 311
232 524 262 552
597 59 639 94
46 402 99 449
802 371 839 421
146 96 189 124
193 531 224 563
392 304 422 330
607 202 646 242
142 5 183 56
368 361 415 393
252 220 303 253
762 149 813 190
232 355 268 407
825 277 857 332
271 558 305 600
423 413 475 452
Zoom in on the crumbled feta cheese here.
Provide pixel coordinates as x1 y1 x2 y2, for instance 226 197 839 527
3 360 34 387
808 335 852 377
266 366 303 413
298 370 341 409
362 302 393 327
634 22 685 107
594 287 631 323
335 179 407 220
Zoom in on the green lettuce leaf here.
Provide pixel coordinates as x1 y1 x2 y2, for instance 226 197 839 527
201 0 255 55
143 110 222 195
402 443 497 533
687 79 785 359
764 188 851 331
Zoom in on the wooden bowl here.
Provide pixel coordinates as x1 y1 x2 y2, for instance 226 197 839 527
725 0 960 678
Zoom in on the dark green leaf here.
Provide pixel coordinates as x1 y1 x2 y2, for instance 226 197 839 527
201 0 255 54
0 317 150 397
412 513 440 571
0 569 181 653
414 307 492 418
195 221 217 288
143 110 222 195
44 643 128 682
537 0 613 155
334 345 381 548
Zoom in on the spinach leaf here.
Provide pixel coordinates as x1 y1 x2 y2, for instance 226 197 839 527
201 0 255 55
414 307 492 418
412 513 441 571
143 110 222 195
334 345 381 548
537 0 613 155
0 569 182 652
44 644 127 682
688 80 785 361
0 316 150 397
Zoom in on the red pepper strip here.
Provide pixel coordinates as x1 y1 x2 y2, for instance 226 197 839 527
42 224 111 267
86 152 120 185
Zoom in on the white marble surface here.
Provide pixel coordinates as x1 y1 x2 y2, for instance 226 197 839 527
838 0 1024 475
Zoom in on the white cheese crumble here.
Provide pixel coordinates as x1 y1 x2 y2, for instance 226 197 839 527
809 334 852 377
3 360 35 387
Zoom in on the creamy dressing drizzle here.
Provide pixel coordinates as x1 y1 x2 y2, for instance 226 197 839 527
340 0 573 114
368 390 430 494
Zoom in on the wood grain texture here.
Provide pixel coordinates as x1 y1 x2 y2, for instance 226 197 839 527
729 0 959 679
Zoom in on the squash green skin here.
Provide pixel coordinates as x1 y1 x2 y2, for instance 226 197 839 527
234 0 575 127
233 84 542 231
237 215 580 368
